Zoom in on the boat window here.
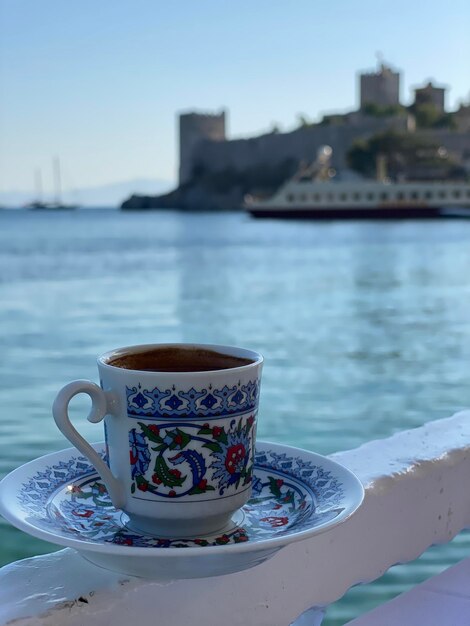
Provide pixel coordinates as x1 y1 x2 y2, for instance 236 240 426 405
438 190 446 199
313 193 321 202
366 192 374 201
397 191 404 200
300 194 307 202
411 191 419 200
425 190 433 199
353 192 361 201
340 193 347 201
453 190 461 199
327 192 334 201
287 194 294 202
380 192 388 200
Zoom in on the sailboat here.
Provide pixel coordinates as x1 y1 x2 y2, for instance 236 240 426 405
26 159 78 210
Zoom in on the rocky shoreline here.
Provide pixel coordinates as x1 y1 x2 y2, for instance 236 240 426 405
121 184 244 211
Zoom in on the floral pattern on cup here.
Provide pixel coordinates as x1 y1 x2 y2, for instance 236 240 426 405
128 415 255 498
16 446 348 549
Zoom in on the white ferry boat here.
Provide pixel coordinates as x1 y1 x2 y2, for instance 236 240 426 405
245 148 470 220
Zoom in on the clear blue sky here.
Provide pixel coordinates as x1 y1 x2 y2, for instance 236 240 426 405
1 0 469 193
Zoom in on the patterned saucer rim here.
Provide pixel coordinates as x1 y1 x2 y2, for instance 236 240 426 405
0 441 364 558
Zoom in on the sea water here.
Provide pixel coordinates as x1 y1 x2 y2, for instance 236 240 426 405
1 208 470 624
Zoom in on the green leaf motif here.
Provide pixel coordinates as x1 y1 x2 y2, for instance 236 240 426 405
268 475 283 499
75 490 93 500
167 428 191 450
203 442 222 453
218 430 228 445
188 484 215 495
154 456 186 488
138 422 163 444
242 464 253 485
244 416 255 435
282 489 296 511
197 427 212 435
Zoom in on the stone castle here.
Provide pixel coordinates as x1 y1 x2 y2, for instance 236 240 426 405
122 63 470 210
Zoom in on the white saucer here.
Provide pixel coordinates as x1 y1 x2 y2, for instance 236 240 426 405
0 441 364 579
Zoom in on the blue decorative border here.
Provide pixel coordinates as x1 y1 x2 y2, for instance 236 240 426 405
18 456 95 515
126 380 260 419
17 447 346 548
253 450 344 511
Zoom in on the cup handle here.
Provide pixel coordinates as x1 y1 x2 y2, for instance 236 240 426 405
52 380 125 509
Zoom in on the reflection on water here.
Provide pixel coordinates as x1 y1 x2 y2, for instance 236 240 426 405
1 210 470 623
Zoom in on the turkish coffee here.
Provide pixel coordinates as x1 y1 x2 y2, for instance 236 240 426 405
108 346 254 372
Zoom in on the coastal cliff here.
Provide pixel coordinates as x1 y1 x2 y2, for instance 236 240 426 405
121 184 243 211
121 159 298 211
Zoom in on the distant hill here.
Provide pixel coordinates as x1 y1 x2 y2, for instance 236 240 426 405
0 178 174 208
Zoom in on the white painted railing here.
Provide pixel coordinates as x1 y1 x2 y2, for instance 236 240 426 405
2 410 470 626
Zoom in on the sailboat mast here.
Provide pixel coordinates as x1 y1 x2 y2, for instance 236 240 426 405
53 157 61 205
34 169 43 202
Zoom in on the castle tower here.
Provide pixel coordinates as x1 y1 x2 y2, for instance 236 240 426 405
179 111 226 185
414 81 446 112
360 63 400 109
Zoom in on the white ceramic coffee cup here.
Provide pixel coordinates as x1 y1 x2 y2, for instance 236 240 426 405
52 343 263 537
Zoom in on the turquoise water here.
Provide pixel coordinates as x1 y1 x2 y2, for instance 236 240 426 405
1 209 470 624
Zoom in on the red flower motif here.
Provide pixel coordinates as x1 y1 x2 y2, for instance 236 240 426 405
260 516 289 527
197 479 207 490
225 443 246 474
70 485 82 494
273 503 283 510
202 423 209 429
157 539 171 547
169 490 176 497
247 415 255 427
121 537 133 546
138 482 149 492
194 538 209 546
216 534 230 544
151 473 162 484
73 509 94 518
169 468 182 478
276 479 284 488
174 434 183 445
212 426 223 438
148 425 160 436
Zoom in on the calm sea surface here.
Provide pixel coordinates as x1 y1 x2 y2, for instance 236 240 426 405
1 208 470 624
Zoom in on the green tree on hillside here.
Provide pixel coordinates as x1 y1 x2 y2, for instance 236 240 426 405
410 103 456 129
361 102 407 117
347 131 455 180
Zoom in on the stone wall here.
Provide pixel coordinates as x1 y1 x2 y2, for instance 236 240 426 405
191 115 410 176
420 129 470 161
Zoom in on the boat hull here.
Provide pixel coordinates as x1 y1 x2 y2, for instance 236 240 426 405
247 205 470 220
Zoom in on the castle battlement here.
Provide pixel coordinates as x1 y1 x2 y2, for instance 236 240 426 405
179 110 227 184
359 63 400 109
